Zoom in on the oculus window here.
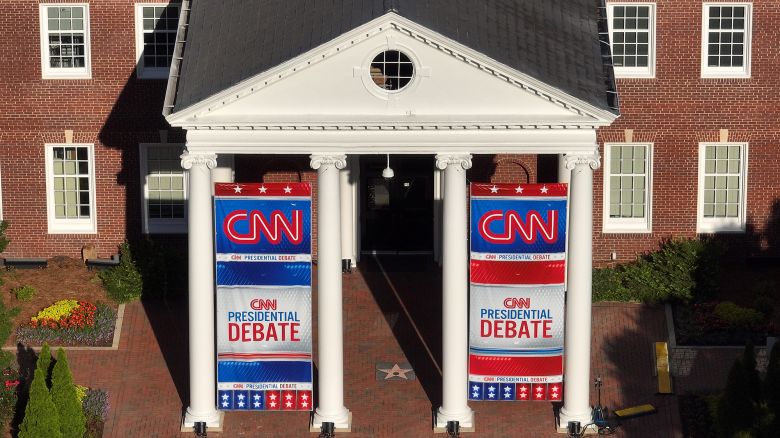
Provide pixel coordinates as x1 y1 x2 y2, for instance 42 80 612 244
370 51 414 91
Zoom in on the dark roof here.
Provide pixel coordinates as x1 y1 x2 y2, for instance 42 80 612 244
171 0 618 115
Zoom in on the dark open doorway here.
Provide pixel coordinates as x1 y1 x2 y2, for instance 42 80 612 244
360 155 435 254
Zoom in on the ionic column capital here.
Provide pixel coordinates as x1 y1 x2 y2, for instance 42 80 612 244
310 154 348 170
563 151 601 171
435 154 473 171
180 151 218 170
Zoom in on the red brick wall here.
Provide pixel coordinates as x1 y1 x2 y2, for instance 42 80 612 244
0 1 173 258
593 0 780 264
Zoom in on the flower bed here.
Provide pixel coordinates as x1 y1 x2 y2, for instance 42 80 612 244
16 300 116 347
674 301 772 346
0 368 20 430
82 387 109 438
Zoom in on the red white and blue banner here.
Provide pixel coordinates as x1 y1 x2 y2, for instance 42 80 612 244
214 183 313 411
469 183 567 402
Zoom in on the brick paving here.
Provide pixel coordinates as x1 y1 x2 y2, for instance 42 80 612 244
59 256 700 437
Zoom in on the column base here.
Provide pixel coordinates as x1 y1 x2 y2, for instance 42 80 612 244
434 407 475 433
310 409 352 433
557 407 592 434
181 408 224 432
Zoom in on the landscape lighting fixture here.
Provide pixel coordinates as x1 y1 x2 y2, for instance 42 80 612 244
194 421 207 437
446 420 460 437
382 154 394 179
319 421 335 438
567 421 581 436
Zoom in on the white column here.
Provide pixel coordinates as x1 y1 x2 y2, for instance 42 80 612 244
434 154 474 430
558 154 571 184
310 154 352 430
181 151 223 429
559 151 600 428
210 154 235 192
339 156 355 268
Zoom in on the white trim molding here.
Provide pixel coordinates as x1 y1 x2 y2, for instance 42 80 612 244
134 3 181 80
607 3 657 78
44 143 97 234
701 3 752 78
139 143 188 234
697 142 749 233
39 3 92 79
602 142 653 233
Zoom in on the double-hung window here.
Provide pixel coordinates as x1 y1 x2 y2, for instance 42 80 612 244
139 144 187 233
603 143 653 233
697 143 748 233
702 3 752 77
45 144 97 234
135 3 180 79
39 4 91 79
608 3 656 78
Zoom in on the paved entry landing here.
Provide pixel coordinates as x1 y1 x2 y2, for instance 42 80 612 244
61 256 683 437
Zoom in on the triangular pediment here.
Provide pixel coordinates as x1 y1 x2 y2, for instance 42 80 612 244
167 14 617 129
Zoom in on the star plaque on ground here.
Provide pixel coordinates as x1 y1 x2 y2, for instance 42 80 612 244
375 362 415 381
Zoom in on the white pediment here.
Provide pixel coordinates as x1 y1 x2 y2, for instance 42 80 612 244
167 14 616 130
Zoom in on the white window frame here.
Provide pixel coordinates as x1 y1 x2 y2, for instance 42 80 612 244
39 4 92 79
139 143 188 234
607 3 657 78
44 143 97 234
697 142 749 233
134 3 181 79
701 3 752 78
602 143 653 233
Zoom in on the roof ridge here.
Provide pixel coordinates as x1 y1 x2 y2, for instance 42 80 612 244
383 0 400 13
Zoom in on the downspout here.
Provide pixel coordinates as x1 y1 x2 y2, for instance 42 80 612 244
162 0 191 117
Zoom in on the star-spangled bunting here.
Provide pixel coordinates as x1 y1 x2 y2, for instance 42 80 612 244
214 182 311 197
466 382 559 402
470 182 567 197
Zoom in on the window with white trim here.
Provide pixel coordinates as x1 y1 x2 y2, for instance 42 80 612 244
698 143 748 233
45 144 96 233
139 144 187 233
603 143 653 232
39 4 91 79
702 3 752 77
135 3 180 79
608 3 656 77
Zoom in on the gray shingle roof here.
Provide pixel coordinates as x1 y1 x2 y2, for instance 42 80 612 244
171 0 618 115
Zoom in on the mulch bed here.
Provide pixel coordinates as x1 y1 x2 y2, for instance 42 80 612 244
0 256 118 347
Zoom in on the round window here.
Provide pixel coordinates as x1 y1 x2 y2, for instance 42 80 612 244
369 50 414 91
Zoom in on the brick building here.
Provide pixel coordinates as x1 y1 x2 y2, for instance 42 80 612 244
0 0 778 432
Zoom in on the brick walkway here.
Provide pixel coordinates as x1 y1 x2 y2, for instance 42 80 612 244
62 256 691 437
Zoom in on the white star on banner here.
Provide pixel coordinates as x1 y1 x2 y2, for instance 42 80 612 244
540 185 549 194
488 393 495 399
504 386 512 393
233 185 243 193
258 185 267 193
472 385 480 391
237 401 245 408
490 185 499 193
300 394 309 401
253 394 261 401
286 401 293 408
221 394 229 401
515 185 524 193
519 393 527 399
301 401 309 408
283 185 292 193
487 385 496 393
285 393 293 401
536 393 544 399
269 401 277 408
504 393 512 399
269 394 277 400
222 401 229 408
254 401 261 408
237 394 245 401
472 391 479 398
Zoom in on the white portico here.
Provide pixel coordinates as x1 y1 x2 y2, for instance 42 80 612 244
165 3 618 433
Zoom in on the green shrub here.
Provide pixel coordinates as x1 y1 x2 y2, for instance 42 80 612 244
743 342 762 404
36 343 52 385
13 285 37 302
0 298 20 369
99 242 143 303
0 221 9 254
766 344 780 413
713 302 766 330
51 349 86 438
717 358 755 436
593 237 723 303
18 368 62 438
131 239 188 299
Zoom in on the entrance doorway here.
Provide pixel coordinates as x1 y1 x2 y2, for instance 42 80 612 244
360 155 434 254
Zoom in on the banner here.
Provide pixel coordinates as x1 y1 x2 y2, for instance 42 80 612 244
214 182 313 411
468 183 567 402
